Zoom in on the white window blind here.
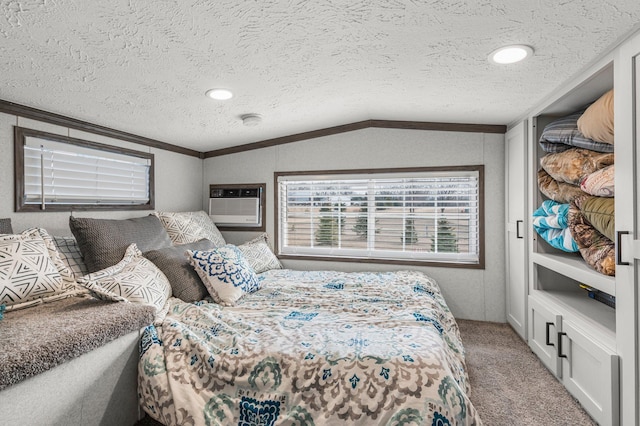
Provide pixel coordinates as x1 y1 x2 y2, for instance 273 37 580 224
277 168 482 265
22 135 151 207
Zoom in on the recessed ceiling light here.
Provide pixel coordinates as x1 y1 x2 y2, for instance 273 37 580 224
241 113 262 126
205 88 233 100
488 45 534 65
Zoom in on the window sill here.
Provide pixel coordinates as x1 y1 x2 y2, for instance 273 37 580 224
277 253 484 269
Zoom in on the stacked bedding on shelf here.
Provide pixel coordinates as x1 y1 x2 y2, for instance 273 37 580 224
534 89 616 276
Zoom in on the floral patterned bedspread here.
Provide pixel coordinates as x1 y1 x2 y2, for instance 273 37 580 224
138 269 481 426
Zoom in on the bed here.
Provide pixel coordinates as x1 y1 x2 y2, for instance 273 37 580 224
20 212 480 425
138 269 481 425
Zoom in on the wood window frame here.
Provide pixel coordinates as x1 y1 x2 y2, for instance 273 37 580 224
274 165 485 269
14 126 155 212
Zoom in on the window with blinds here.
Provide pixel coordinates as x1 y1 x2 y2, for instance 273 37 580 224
276 166 483 267
15 127 154 212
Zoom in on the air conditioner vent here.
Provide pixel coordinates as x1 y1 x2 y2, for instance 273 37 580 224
209 185 262 227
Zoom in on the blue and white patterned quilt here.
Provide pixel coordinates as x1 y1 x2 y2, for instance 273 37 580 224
532 200 579 252
138 269 481 425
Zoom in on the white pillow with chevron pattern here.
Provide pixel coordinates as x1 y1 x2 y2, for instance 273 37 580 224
153 211 226 247
237 233 282 274
0 230 74 310
23 228 78 291
187 245 262 306
77 243 172 311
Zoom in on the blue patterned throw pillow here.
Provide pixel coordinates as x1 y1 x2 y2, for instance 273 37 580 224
187 245 262 306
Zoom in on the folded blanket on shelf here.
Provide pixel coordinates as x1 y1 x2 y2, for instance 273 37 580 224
574 196 615 242
580 164 614 197
538 169 587 203
539 111 614 153
540 148 614 186
532 200 579 252
567 202 615 276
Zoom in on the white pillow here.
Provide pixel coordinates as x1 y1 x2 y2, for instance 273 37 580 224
187 245 262 306
0 228 77 310
237 233 282 274
153 211 226 246
0 236 61 307
77 243 172 311
24 228 77 290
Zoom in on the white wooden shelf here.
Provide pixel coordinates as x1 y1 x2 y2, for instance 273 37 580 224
531 251 616 296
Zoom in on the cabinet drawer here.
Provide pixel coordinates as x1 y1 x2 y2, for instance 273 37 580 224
560 320 619 426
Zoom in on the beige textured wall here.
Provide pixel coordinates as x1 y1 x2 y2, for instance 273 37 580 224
203 127 506 322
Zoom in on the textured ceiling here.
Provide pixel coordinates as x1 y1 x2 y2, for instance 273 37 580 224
1 1 640 152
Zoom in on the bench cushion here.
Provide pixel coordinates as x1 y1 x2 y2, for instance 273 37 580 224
0 295 154 390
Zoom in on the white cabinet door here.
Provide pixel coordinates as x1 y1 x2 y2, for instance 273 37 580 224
614 31 640 426
560 320 619 426
528 295 561 377
505 121 527 339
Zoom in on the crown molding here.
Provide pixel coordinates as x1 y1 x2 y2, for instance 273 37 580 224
204 119 506 158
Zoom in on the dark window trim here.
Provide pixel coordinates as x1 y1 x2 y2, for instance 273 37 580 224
14 126 155 212
208 183 266 232
274 165 485 269
0 99 201 158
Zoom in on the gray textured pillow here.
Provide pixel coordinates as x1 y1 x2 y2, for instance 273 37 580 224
144 239 216 303
0 218 13 234
69 215 172 273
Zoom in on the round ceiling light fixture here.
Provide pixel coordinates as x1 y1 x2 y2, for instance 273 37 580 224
488 45 534 65
205 88 233 100
241 113 262 126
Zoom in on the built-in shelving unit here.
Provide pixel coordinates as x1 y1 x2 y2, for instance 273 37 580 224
529 58 615 325
525 56 620 426
514 28 640 425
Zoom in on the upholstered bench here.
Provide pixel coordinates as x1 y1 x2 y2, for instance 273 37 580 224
0 295 155 426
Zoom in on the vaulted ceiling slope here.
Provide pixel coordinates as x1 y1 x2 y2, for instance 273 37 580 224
2 1 639 152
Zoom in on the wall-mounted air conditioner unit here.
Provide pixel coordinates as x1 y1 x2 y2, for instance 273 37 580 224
208 185 262 227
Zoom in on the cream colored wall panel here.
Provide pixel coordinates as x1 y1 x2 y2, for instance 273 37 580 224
152 148 203 212
274 128 485 171
483 133 507 322
0 113 15 220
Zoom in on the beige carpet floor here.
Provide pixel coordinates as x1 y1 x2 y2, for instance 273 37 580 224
137 320 597 426
457 319 597 425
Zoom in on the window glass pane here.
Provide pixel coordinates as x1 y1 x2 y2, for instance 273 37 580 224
16 127 153 210
277 168 482 266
